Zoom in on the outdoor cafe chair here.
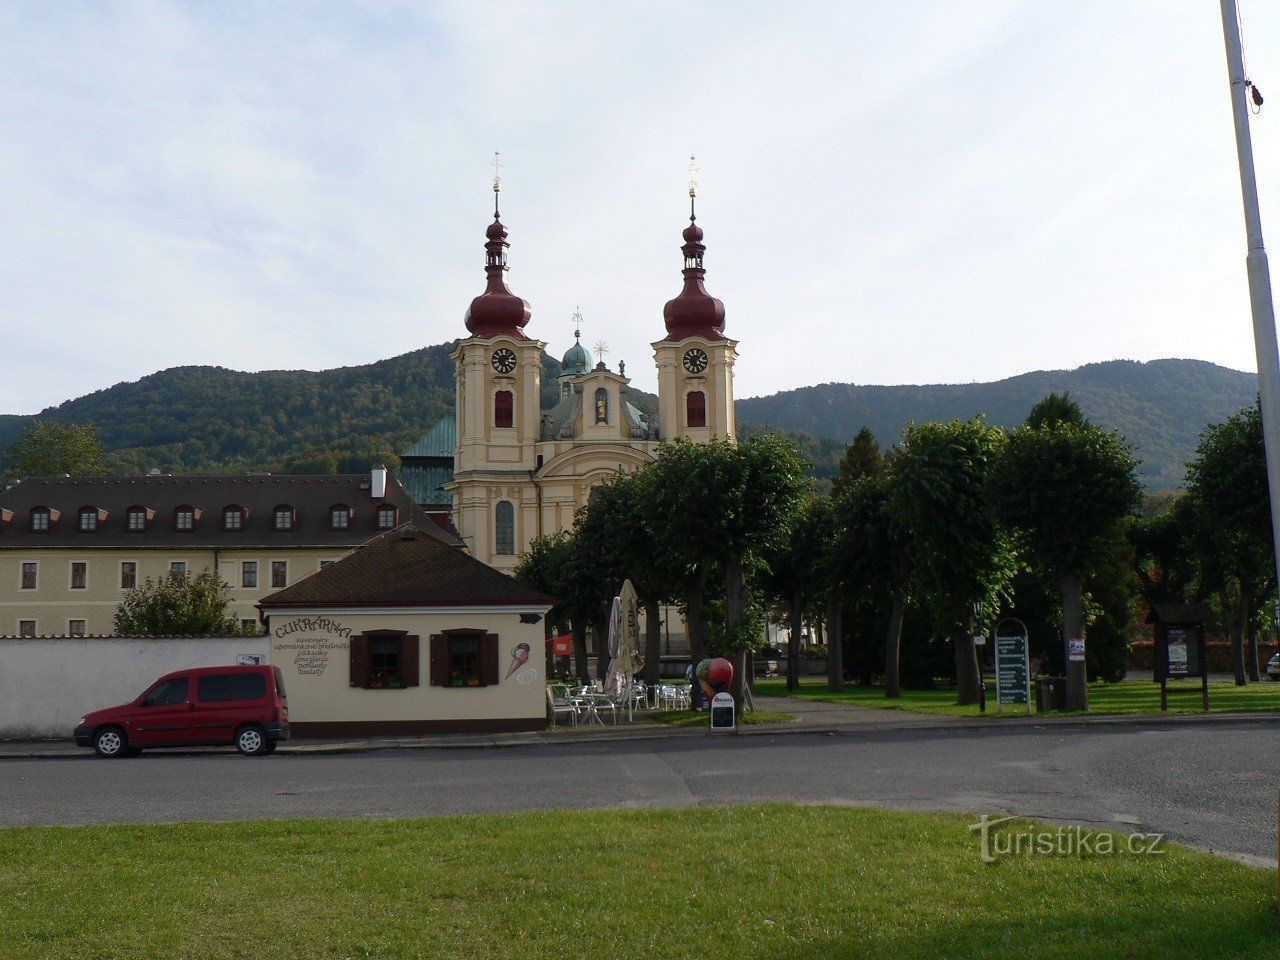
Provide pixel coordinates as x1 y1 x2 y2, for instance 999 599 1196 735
547 687 578 727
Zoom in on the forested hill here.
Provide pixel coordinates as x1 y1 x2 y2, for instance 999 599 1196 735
0 350 1255 489
737 359 1257 489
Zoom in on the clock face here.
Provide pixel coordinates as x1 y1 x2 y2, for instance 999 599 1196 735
682 348 709 374
491 348 518 374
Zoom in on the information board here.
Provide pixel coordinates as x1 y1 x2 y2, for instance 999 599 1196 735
709 692 736 732
995 628 1030 713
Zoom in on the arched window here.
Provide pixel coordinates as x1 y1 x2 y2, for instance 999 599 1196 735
494 390 514 429
79 507 100 532
686 390 707 428
174 505 196 531
594 388 609 424
30 508 50 532
126 506 148 532
495 501 515 556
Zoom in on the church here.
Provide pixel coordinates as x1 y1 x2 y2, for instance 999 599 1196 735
407 172 740 572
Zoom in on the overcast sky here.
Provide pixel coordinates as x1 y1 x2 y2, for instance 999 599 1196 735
2 1 1279 413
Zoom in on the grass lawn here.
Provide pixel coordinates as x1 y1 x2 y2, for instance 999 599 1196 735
0 805 1276 959
754 677 1280 718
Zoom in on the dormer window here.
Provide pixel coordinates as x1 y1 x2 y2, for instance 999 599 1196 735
377 505 398 530
175 506 196 531
31 508 50 532
274 506 295 531
79 507 100 532
224 506 245 531
330 505 351 530
127 507 149 532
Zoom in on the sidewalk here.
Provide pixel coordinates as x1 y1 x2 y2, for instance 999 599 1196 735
3 696 1274 760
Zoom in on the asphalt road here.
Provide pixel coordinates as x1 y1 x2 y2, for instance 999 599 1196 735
2 722 1276 863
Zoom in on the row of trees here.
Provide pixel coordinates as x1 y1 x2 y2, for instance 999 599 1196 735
519 393 1148 710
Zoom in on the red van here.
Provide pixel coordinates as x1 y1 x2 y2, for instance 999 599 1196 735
74 664 290 757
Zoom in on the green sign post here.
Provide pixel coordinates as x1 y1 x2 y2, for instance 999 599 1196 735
994 618 1031 715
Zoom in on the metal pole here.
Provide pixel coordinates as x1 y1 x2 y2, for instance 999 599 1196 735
1221 0 1280 591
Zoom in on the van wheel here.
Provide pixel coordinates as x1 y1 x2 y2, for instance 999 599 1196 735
94 726 127 758
235 724 268 756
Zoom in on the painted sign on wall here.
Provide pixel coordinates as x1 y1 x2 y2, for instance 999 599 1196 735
273 617 352 677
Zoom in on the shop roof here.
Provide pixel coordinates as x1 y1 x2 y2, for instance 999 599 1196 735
257 526 554 610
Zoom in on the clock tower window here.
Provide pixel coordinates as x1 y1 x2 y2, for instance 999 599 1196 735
494 390 514 429
686 390 707 428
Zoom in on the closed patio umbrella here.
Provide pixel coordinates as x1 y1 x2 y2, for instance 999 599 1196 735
605 579 643 717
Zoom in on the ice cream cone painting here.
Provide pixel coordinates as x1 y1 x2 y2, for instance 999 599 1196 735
506 642 531 679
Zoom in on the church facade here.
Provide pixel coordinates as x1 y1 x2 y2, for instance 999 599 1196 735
432 178 738 573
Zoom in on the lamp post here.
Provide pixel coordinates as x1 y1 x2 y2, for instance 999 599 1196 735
1219 0 1280 594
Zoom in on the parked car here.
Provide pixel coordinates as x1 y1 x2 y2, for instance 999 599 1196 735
1267 654 1280 681
74 664 290 757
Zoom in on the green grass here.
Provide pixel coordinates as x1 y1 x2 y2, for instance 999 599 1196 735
0 805 1275 959
754 677 1280 718
650 709 796 727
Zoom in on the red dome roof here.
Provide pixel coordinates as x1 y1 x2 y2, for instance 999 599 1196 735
663 215 725 341
465 216 531 339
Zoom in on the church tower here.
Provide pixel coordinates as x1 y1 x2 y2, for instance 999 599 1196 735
448 162 544 567
653 163 737 442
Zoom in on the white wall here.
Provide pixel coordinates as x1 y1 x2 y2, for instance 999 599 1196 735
0 636 270 740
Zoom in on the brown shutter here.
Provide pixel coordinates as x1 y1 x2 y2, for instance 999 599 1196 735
349 634 370 688
401 635 420 687
480 633 500 686
429 634 448 686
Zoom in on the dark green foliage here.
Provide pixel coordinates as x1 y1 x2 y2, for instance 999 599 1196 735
1 420 106 482
113 569 245 636
737 359 1256 489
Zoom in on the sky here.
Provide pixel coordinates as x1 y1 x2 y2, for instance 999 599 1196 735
1 0 1279 413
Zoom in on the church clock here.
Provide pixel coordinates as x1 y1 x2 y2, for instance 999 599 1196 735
682 348 708 374
491 348 518 374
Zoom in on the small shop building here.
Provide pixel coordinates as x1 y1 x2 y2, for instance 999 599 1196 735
258 526 553 737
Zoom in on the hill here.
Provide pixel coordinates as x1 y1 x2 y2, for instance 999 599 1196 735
0 351 1255 489
736 359 1257 488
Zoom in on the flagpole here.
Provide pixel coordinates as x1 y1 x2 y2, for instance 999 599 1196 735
1220 0 1280 589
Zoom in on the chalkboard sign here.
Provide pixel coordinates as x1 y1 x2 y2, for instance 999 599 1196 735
994 620 1031 714
710 692 736 732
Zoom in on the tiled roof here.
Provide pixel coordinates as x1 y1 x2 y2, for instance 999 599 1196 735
0 474 460 549
401 417 456 459
258 526 554 609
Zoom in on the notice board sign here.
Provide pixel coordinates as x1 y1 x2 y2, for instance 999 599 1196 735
1147 604 1212 712
994 619 1031 714
709 692 736 732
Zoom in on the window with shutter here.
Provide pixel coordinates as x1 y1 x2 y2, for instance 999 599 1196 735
349 634 370 688
401 635 420 687
480 633 500 686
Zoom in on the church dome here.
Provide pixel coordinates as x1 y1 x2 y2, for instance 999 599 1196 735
561 337 590 376
662 211 726 341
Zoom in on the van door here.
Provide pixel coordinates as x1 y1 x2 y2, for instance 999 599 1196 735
192 673 238 744
130 676 193 746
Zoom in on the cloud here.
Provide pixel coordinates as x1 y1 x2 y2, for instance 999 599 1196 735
0 0 1275 413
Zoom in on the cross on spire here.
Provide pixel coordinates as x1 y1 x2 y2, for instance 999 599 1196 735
572 306 583 340
687 155 699 219
491 150 502 217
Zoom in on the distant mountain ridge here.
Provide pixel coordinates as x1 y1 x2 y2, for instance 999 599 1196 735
0 351 1256 490
737 359 1257 488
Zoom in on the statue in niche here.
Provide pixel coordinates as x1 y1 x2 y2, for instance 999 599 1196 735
595 388 609 424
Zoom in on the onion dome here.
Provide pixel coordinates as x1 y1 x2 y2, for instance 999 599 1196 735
662 185 725 341
561 330 590 376
464 173 531 339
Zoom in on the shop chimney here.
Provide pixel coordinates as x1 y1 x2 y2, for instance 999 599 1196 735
371 463 387 500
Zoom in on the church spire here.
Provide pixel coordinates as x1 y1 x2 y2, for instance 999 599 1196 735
464 151 532 339
662 155 726 341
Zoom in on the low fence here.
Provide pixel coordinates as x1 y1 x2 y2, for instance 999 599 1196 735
0 636 270 740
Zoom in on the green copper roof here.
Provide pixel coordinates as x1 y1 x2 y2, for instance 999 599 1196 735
400 464 454 506
561 338 590 376
402 417 456 459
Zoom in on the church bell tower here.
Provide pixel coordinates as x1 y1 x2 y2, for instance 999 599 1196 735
653 159 737 442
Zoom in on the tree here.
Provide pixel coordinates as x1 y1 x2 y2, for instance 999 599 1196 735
647 435 810 708
1184 402 1275 685
894 418 1013 705
114 570 244 636
993 395 1142 710
2 420 106 482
